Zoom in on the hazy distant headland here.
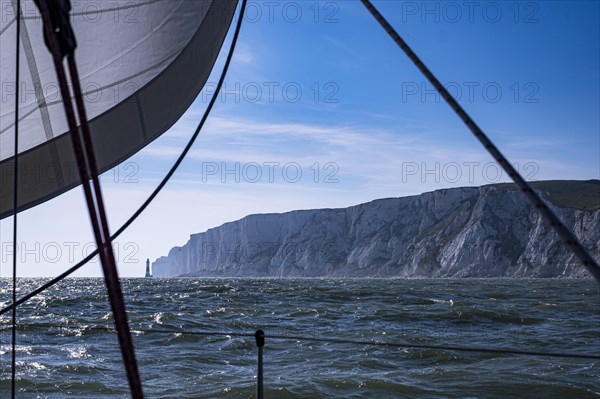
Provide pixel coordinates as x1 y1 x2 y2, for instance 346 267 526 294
153 180 600 278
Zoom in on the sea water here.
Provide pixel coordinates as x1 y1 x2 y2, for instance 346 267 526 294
0 278 598 398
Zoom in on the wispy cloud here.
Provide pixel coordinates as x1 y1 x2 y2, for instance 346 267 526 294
138 113 597 199
232 41 255 65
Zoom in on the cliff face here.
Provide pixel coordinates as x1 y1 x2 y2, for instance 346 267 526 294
152 181 600 278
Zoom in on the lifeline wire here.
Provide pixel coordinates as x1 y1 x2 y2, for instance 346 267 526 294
141 328 600 360
10 0 22 397
12 324 596 361
360 0 600 283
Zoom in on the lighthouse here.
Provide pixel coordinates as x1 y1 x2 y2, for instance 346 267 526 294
145 258 152 278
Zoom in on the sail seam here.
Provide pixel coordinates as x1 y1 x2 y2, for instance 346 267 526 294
0 0 247 320
0 0 163 35
0 51 176 138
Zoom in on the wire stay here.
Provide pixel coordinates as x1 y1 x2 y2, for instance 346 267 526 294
359 0 600 283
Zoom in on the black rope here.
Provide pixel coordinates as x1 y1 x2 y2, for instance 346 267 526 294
33 0 143 396
0 0 248 318
141 329 600 360
10 1 22 396
359 0 600 283
266 333 600 361
154 331 595 361
35 326 596 361
71 54 144 398
5 323 597 361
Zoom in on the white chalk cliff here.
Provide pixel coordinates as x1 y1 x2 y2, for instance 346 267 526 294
152 180 600 278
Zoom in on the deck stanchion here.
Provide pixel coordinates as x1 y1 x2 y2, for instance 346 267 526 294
255 329 265 399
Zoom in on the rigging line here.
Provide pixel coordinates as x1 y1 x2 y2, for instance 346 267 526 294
33 0 144 396
266 333 600 361
10 0 22 397
129 328 600 361
359 0 600 283
69 54 144 399
0 0 248 317
7 323 598 361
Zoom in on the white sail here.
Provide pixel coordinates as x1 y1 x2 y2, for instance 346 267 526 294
0 0 238 217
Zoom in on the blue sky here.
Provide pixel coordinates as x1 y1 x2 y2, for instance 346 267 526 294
1 0 599 277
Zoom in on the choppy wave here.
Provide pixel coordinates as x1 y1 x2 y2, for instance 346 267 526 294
0 278 598 398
